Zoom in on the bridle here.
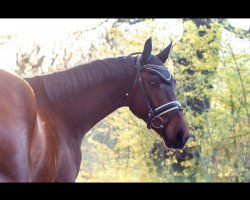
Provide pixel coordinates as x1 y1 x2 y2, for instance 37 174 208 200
128 54 182 130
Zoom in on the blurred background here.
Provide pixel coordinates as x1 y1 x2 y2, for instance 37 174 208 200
0 18 249 182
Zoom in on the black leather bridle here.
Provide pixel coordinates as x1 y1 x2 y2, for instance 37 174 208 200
129 54 182 130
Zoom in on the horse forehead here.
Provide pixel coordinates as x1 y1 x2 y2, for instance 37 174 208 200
145 66 172 82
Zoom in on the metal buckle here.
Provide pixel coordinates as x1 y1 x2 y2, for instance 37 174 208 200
151 116 164 129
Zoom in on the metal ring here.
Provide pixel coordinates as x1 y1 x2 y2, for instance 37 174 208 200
151 116 164 129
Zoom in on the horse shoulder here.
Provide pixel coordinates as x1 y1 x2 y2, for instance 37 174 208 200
31 112 79 182
0 70 37 181
29 113 60 181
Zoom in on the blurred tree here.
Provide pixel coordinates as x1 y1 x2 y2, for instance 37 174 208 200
169 18 249 181
15 43 45 76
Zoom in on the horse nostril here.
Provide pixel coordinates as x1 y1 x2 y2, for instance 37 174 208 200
177 128 184 141
177 128 188 144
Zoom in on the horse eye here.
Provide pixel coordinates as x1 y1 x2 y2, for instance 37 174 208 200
149 78 160 86
150 81 157 85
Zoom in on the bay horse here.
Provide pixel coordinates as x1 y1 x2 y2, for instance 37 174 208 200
0 38 189 182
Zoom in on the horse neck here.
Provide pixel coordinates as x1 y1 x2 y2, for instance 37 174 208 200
26 56 136 142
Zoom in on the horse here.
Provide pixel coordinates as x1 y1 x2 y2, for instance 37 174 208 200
0 38 189 182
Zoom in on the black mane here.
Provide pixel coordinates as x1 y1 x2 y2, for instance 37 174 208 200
39 56 134 102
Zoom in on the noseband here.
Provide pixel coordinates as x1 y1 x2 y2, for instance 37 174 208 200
130 55 182 130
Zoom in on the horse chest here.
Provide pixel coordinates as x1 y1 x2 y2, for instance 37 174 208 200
55 142 81 182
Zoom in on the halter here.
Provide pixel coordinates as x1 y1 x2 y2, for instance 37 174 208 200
129 54 182 130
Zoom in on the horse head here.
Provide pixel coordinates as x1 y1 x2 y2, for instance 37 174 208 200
128 38 189 149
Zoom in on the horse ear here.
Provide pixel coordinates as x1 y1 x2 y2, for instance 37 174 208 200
156 41 172 63
141 37 152 62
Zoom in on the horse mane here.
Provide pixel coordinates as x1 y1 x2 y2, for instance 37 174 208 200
40 56 134 102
